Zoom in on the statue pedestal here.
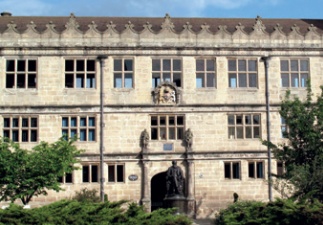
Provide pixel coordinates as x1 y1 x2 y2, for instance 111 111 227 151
164 195 186 214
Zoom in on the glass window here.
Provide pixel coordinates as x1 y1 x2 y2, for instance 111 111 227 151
196 59 216 88
114 59 133 88
280 59 309 88
152 59 182 88
61 116 96 142
150 115 185 141
3 117 38 142
6 59 37 89
65 59 96 89
228 59 258 88
228 114 261 139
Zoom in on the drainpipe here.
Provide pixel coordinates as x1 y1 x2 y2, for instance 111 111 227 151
262 56 272 202
97 55 107 202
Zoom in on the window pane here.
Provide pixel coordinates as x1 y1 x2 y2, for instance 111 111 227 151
87 60 95 71
253 127 260 138
6 74 14 88
117 165 124 182
245 127 252 138
151 117 158 126
31 118 37 127
245 115 251 124
6 60 15 71
173 60 181 71
80 118 86 126
22 130 28 142
163 73 171 82
177 127 184 139
236 116 243 125
62 118 68 127
28 74 36 88
114 73 122 88
65 173 73 183
228 115 234 125
163 59 171 71
80 129 86 141
152 73 160 88
82 166 89 182
177 116 184 125
12 130 19 142
92 165 98 182
17 60 25 71
238 60 246 71
224 163 231 178
301 74 308 87
291 73 299 87
3 131 9 138
124 60 133 71
169 116 175 125
228 60 236 71
114 60 122 71
152 60 160 71
196 74 204 88
290 60 298 71
160 128 166 140
31 130 37 142
22 118 28 127
124 74 133 88
300 60 308 71
249 163 255 178
281 74 289 87
169 127 175 140
108 165 115 182
236 127 243 139
65 74 74 88
13 119 19 127
17 74 26 88
238 73 247 87
151 128 158 140
280 60 289 71
89 117 95 126
71 118 77 127
248 60 256 71
206 60 214 71
257 162 263 178
89 129 95 141
173 73 181 87
160 117 166 125
249 74 257 87
76 74 84 88
76 60 84 71
228 127 235 139
206 73 215 87
4 118 10 128
232 163 240 179
86 74 95 88
65 60 74 71
253 115 260 124
229 74 236 88
196 60 204 71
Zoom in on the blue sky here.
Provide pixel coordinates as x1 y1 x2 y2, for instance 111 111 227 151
0 0 321 19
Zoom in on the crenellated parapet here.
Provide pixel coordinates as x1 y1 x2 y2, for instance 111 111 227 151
0 13 323 48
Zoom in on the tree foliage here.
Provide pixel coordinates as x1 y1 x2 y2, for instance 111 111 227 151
263 85 323 202
0 137 83 205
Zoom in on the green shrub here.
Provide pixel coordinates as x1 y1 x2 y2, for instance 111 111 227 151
71 188 101 203
214 198 323 225
0 200 192 225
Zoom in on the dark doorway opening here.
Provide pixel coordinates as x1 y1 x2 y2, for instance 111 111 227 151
151 172 167 211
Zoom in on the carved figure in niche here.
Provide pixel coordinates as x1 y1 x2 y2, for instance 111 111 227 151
184 128 193 149
141 129 149 149
166 161 184 197
159 85 176 103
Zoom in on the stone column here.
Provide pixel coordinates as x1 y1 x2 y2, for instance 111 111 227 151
186 159 195 217
141 160 151 212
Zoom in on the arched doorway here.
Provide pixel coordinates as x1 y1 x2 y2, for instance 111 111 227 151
151 172 167 211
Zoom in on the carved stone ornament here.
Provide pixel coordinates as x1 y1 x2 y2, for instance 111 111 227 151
152 81 179 105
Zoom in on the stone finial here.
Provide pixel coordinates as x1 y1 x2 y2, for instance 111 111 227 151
200 23 210 31
253 16 266 32
65 13 79 29
161 13 175 31
235 23 245 31
183 22 193 31
125 21 135 30
274 23 283 32
308 24 318 32
88 21 97 29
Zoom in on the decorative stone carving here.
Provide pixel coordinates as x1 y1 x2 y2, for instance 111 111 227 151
140 129 150 150
184 128 193 150
152 81 179 105
161 13 175 32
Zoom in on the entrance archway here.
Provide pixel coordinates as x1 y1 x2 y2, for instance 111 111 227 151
151 172 167 211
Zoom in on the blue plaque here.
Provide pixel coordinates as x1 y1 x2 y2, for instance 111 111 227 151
163 143 173 151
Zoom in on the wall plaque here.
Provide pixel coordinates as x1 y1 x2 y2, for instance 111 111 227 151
163 143 173 151
128 174 138 181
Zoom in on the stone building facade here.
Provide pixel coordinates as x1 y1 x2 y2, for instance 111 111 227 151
0 12 323 218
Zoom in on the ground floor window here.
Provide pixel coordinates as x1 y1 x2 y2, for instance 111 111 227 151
82 164 99 183
58 173 73 184
248 161 264 178
228 114 261 139
62 116 96 141
108 164 125 182
224 162 240 179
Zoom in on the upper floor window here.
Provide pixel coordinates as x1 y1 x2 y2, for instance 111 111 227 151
228 114 261 139
281 59 309 88
114 59 133 88
196 59 216 88
62 116 96 141
6 59 37 89
108 164 125 182
151 115 184 140
228 59 257 88
281 117 288 138
3 116 38 142
65 59 96 88
152 59 182 88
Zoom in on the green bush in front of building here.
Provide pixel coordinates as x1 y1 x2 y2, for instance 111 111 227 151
0 200 192 225
214 198 323 225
